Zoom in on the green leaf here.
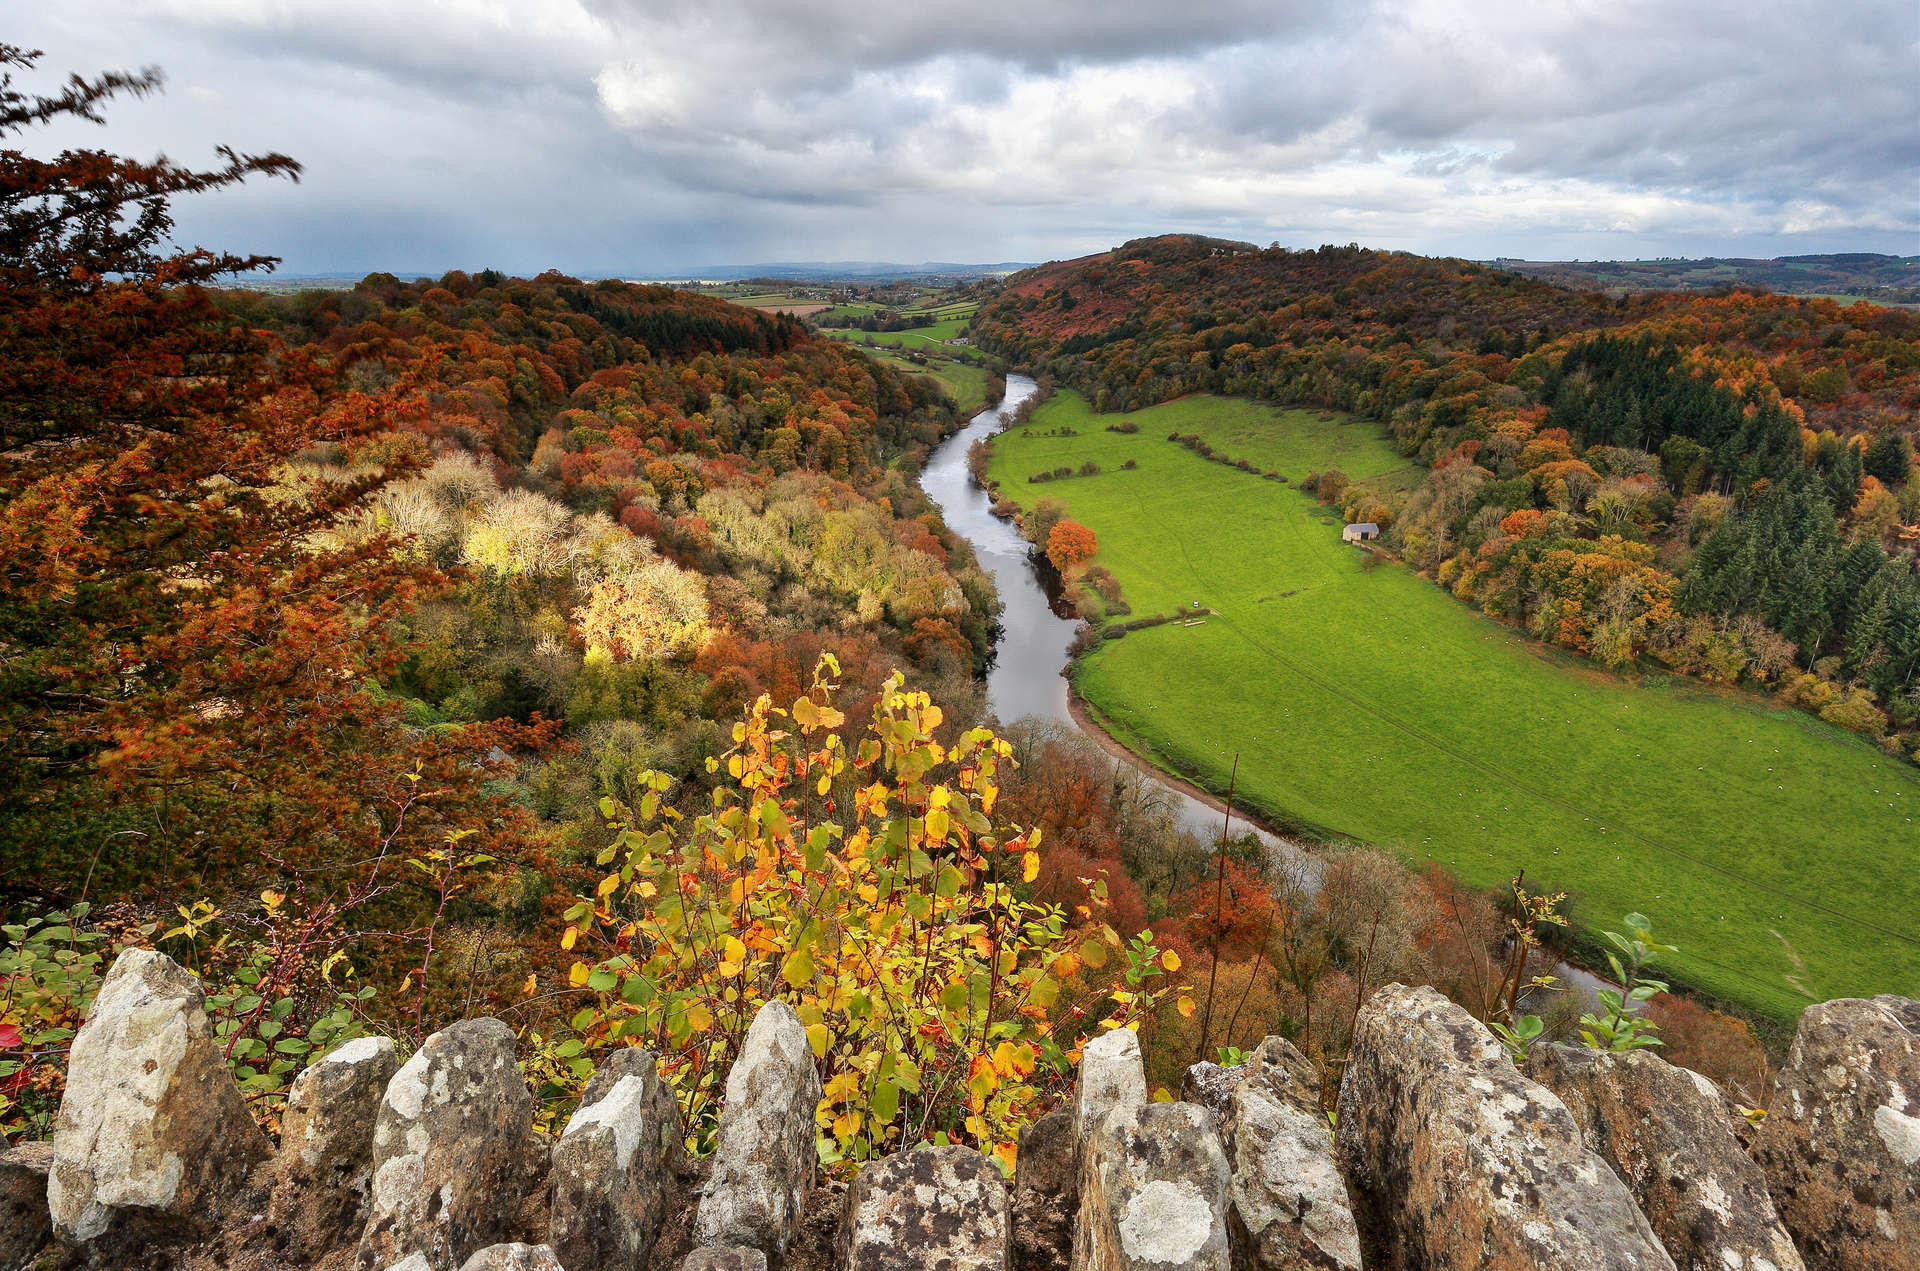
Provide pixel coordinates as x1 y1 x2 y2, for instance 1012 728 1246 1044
781 945 815 989
871 1077 900 1124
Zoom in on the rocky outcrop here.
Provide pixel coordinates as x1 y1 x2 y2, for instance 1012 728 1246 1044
1073 1101 1230 1271
842 1144 1009 1271
18 955 1914 1271
1221 1038 1358 1271
1 1139 54 1271
1011 1107 1077 1271
1754 994 1920 1270
1335 983 1675 1271
692 999 823 1263
454 1243 563 1271
272 1034 400 1262
46 948 272 1252
1073 1029 1146 1147
549 1046 682 1271
356 1017 536 1271
1528 1044 1803 1271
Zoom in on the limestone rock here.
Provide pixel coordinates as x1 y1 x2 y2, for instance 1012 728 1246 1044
1 1140 54 1271
1334 984 1674 1271
1012 1108 1077 1271
1224 1066 1358 1271
47 948 272 1249
1073 1102 1230 1271
1753 994 1920 1270
1073 1028 1146 1147
550 1046 683 1271
1236 1036 1320 1118
1527 1044 1803 1271
679 1247 769 1271
692 999 822 1261
356 1017 536 1271
842 1144 1009 1271
455 1242 564 1271
272 1034 401 1260
1181 1062 1240 1123
385 1256 433 1271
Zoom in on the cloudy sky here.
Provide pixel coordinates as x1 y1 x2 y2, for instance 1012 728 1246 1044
13 1 1919 275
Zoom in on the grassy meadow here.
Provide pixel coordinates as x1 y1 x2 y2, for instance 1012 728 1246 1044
822 303 977 352
986 391 1920 1022
861 346 992 415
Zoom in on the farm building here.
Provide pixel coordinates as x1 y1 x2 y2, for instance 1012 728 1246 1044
1342 522 1380 543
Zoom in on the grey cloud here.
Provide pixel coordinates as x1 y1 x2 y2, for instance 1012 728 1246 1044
7 0 1914 274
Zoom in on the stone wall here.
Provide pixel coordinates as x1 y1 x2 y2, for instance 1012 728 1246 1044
3 948 1915 1271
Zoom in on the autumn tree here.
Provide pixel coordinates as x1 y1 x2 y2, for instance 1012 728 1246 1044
0 46 537 895
1046 519 1098 573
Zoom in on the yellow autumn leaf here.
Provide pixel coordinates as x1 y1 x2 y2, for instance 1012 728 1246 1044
595 873 620 898
724 935 747 966
1053 951 1081 979
925 807 950 842
568 962 590 988
1177 994 1197 1018
1022 851 1040 883
685 1000 714 1033
259 889 285 912
806 1023 830 1059
635 880 658 899
993 1139 1019 1176
1161 949 1181 972
561 926 578 951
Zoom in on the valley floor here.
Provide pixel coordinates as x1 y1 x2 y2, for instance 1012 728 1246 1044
987 390 1920 1022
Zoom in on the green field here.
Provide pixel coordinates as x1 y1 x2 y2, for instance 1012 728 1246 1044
987 391 1920 1022
822 304 977 352
860 347 991 415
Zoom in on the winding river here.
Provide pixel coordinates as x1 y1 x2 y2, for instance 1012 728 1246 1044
919 375 1292 856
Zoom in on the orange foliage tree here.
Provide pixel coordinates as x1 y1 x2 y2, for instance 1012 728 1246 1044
1046 519 1098 573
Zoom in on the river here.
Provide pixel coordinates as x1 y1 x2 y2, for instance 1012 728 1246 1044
919 375 1295 857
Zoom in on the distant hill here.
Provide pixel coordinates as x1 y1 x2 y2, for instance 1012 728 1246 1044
651 260 1036 284
1487 253 1920 304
